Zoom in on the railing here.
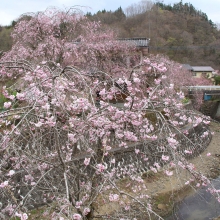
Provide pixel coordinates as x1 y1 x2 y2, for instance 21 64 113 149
186 86 220 91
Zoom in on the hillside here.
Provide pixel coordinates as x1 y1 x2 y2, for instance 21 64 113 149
88 1 220 70
0 25 12 55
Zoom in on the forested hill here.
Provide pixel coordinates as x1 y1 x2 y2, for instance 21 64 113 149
87 1 220 70
1 1 220 70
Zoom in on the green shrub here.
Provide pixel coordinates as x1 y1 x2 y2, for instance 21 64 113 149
0 93 7 109
214 75 220 85
181 97 190 104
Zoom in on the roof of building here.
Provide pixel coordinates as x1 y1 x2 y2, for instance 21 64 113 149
181 64 193 71
191 66 214 72
118 38 150 47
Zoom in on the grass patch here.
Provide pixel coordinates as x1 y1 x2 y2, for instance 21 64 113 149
181 97 190 104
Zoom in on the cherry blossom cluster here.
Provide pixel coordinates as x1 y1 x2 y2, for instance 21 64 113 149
0 7 215 220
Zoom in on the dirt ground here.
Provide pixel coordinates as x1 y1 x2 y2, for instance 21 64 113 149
146 120 220 217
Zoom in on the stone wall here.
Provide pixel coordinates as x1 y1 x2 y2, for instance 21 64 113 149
200 100 220 120
107 122 211 173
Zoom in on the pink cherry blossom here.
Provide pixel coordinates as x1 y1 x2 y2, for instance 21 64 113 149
135 149 140 154
35 121 43 127
83 207 90 216
162 155 169 161
84 158 90 166
184 150 192 154
109 193 119 202
111 158 115 164
15 212 28 220
0 181 9 188
9 95 15 100
75 201 82 209
73 213 82 220
96 163 106 173
167 137 178 147
4 102 11 109
165 170 173 176
133 77 140 83
7 170 15 176
154 78 161 85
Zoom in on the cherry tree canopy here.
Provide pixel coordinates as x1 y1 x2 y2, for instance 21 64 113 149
0 8 217 220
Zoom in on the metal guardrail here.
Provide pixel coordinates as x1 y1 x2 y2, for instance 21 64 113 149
186 86 220 91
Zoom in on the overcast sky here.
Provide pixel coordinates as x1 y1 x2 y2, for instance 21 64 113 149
0 0 219 26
